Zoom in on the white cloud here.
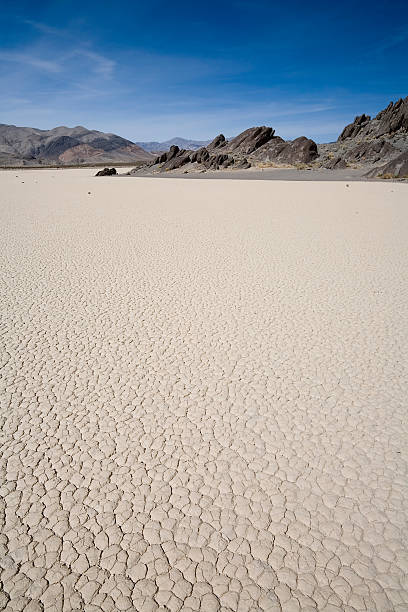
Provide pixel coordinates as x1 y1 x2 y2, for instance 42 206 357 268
0 51 61 73
24 20 66 37
76 50 116 78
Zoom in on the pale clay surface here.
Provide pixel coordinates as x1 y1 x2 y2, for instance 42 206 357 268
0 169 407 612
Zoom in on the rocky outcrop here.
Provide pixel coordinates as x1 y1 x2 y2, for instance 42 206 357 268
154 145 181 165
207 134 227 150
323 156 348 170
338 114 371 141
131 126 318 174
226 126 275 154
345 139 396 163
95 167 117 176
338 97 408 142
365 151 408 178
254 136 318 164
131 97 407 177
150 143 246 172
189 147 237 169
375 97 408 136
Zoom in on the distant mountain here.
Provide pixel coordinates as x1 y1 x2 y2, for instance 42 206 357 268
135 137 210 153
0 124 154 166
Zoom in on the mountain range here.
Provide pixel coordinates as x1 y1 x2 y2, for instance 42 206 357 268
134 137 210 153
0 124 154 166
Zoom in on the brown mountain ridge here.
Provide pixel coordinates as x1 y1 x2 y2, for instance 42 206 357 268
0 124 154 166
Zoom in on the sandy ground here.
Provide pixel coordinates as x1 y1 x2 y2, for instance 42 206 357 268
1 168 407 611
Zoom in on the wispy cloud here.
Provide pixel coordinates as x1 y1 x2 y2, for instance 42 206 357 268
24 20 66 37
75 50 116 78
0 51 61 73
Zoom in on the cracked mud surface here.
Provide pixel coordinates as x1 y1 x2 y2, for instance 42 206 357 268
1 170 407 611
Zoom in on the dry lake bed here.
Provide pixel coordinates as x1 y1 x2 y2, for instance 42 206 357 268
1 168 407 611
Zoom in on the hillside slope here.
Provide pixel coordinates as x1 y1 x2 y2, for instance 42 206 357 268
0 124 154 166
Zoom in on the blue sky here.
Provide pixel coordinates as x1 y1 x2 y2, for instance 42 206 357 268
0 0 407 142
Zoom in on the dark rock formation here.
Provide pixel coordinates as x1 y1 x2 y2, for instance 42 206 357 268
345 139 396 163
156 144 241 172
338 114 371 141
154 145 181 165
207 134 227 150
164 153 191 171
375 97 408 136
130 126 319 174
365 151 408 178
206 153 234 169
190 147 210 164
254 136 318 164
338 97 408 142
234 158 251 169
226 126 275 154
323 156 348 170
190 149 234 169
95 167 117 176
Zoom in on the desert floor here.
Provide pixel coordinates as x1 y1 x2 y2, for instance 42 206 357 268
1 169 407 611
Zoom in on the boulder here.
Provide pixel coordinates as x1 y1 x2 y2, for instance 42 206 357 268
95 167 117 176
281 136 318 163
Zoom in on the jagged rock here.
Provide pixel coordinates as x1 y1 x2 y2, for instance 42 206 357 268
338 114 371 141
338 97 408 142
235 158 251 169
254 136 318 164
135 126 317 174
281 136 318 163
365 151 408 178
95 167 117 176
207 134 226 150
345 139 396 163
164 153 191 171
190 148 211 164
323 156 348 169
154 145 180 164
375 97 408 136
159 145 238 171
208 153 234 169
226 126 275 154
